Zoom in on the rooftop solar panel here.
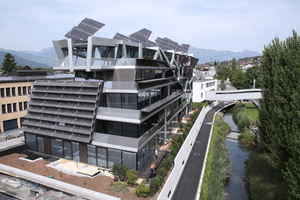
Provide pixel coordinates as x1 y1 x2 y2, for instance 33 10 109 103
146 40 157 47
181 44 190 53
113 33 129 41
65 18 105 41
129 28 152 46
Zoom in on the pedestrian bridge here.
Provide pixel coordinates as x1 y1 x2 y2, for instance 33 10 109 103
206 89 261 101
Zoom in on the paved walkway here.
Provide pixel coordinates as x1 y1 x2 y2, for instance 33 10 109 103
172 103 226 200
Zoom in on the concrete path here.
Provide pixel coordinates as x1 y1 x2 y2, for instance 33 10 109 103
172 103 225 200
0 164 120 200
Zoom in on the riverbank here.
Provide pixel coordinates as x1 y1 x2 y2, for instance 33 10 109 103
200 113 231 200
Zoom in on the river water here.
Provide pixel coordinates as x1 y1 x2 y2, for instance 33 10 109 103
223 112 249 200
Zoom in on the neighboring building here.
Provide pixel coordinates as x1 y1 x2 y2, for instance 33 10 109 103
192 79 218 102
22 19 199 172
0 70 74 133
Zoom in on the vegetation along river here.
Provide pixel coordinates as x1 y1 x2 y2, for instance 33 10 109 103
222 111 249 200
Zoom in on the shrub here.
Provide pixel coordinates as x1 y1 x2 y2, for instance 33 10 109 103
149 177 163 196
126 169 138 186
135 181 150 197
112 164 127 181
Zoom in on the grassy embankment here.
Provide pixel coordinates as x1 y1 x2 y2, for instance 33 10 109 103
200 114 231 200
234 103 289 200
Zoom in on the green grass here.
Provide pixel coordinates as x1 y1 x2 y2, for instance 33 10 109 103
244 103 259 121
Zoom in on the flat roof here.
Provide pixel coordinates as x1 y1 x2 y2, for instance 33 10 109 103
0 74 74 83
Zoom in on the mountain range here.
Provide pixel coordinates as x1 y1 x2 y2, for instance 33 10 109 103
0 47 262 68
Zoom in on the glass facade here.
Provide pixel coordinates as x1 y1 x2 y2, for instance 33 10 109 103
51 138 63 158
25 133 37 152
24 133 158 171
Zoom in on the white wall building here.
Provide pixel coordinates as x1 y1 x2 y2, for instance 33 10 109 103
192 79 217 102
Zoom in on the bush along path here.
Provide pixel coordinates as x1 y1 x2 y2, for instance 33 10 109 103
200 113 231 200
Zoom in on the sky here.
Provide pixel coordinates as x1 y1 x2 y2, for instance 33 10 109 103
0 0 299 53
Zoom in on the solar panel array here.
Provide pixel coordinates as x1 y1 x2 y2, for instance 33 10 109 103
129 28 152 47
181 44 190 53
65 18 190 52
65 18 105 41
113 33 129 41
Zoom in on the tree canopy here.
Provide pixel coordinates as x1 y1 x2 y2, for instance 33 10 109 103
259 30 300 199
1 53 17 74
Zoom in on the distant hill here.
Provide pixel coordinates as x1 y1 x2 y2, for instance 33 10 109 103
0 48 54 68
188 47 262 64
0 46 262 68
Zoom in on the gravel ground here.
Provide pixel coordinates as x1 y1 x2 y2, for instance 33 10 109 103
0 153 156 200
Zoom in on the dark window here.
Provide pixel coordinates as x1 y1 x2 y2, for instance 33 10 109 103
1 88 5 97
27 86 31 94
37 136 45 153
2 104 6 114
25 133 37 151
24 101 28 110
72 142 80 162
23 86 27 95
106 94 121 108
19 102 23 111
6 88 10 97
18 87 22 95
122 94 137 109
12 87 16 96
7 104 12 113
123 123 138 138
63 141 72 159
107 122 122 136
51 138 63 158
13 103 17 112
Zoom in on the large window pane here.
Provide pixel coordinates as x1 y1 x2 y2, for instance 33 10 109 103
0 88 4 97
51 138 63 158
107 94 121 108
122 94 137 109
107 149 121 169
123 123 138 138
122 151 136 170
26 133 37 151
37 136 44 153
97 148 107 168
87 145 96 165
108 122 122 136
72 142 80 162
64 141 72 159
137 149 144 171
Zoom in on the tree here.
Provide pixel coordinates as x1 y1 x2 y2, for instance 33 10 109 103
215 65 232 81
1 53 17 74
259 30 300 199
231 58 237 71
231 68 245 89
244 65 262 89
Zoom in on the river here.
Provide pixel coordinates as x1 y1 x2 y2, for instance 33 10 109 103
222 111 249 200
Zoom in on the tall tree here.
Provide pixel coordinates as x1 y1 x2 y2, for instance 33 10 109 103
244 65 262 89
1 53 17 74
231 58 237 71
259 30 300 199
231 68 245 89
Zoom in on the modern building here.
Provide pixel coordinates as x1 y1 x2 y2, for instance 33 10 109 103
23 19 198 172
0 70 74 133
192 79 218 102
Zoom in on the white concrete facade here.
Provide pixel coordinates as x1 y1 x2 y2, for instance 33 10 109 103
192 79 217 102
